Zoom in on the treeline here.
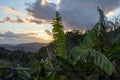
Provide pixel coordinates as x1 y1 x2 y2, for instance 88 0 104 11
0 47 33 67
0 29 86 67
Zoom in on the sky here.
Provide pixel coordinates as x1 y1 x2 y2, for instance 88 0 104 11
0 0 120 44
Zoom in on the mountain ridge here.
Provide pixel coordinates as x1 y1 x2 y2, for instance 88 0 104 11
0 42 48 52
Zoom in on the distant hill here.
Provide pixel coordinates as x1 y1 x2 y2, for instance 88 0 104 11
0 42 47 52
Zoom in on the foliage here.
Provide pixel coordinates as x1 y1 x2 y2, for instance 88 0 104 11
34 47 47 61
70 7 117 76
66 29 86 53
51 12 67 59
0 8 120 80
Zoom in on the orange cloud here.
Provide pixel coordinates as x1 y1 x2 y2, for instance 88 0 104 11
41 0 48 6
0 30 53 44
26 30 53 43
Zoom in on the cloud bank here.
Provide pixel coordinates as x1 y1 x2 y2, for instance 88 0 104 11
1 0 120 30
26 0 120 29
0 6 48 24
0 31 53 44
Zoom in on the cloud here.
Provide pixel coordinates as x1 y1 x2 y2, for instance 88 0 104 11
59 0 120 29
1 0 120 29
41 0 48 6
41 0 61 5
0 6 47 24
0 31 53 44
106 10 114 17
2 17 23 23
26 0 120 29
45 30 53 36
0 16 46 24
0 6 23 17
0 31 20 38
26 0 56 20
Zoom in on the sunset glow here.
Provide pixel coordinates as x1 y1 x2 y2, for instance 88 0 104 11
47 0 61 4
0 0 120 44
28 30 53 43
41 0 48 6
41 0 61 6
106 10 114 17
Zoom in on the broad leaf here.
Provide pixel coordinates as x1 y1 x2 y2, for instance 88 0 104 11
56 56 74 70
70 48 115 75
47 72 56 80
30 60 42 74
70 46 89 65
106 33 120 58
91 50 116 75
17 64 31 78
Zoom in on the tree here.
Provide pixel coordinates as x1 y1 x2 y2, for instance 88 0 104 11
34 47 47 61
66 29 86 53
51 12 67 59
69 7 119 79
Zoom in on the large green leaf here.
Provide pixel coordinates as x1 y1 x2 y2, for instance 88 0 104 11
30 60 42 75
70 48 115 75
78 23 99 50
70 46 89 65
70 21 105 65
106 33 120 58
69 8 112 75
33 77 39 80
47 72 56 80
17 64 31 78
69 23 100 65
78 8 106 50
91 50 116 75
56 56 74 70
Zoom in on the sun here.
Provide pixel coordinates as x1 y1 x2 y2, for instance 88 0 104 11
41 0 60 5
47 0 61 5
106 11 114 17
29 30 53 43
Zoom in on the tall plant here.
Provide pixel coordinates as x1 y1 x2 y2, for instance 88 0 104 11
51 12 67 59
70 7 117 76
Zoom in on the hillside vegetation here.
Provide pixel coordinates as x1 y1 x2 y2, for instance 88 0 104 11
0 8 120 80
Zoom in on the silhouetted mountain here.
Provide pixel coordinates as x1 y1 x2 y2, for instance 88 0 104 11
0 42 47 52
